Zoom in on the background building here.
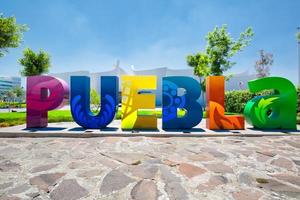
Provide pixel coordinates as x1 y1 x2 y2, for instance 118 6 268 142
0 76 21 93
50 66 256 106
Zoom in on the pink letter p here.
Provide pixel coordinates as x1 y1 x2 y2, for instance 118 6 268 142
26 76 69 128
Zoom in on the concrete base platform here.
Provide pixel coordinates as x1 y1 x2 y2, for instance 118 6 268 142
0 120 299 138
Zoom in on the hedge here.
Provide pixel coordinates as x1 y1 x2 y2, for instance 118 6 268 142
225 87 300 114
0 102 26 109
297 87 300 114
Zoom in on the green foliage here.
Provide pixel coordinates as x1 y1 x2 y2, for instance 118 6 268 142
297 32 300 41
187 25 254 90
206 25 254 75
225 90 274 114
186 53 210 91
225 88 300 115
4 89 15 100
0 87 25 111
19 48 51 76
0 102 26 109
0 14 28 57
90 89 100 113
13 86 24 97
12 86 25 101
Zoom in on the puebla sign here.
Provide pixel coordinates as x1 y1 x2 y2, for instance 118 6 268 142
26 75 297 130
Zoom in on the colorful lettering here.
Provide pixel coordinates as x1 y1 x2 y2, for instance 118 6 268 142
162 76 203 129
26 76 69 128
244 77 297 129
121 76 157 130
206 76 245 130
70 76 119 129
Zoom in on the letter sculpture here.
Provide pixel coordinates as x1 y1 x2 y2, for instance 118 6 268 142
26 76 69 128
70 76 119 129
206 76 245 130
121 76 157 129
244 77 297 129
162 76 203 129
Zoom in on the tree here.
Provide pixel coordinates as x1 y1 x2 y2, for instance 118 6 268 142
255 50 273 78
186 53 210 92
5 89 15 101
90 89 100 113
19 48 51 76
297 32 300 42
12 86 25 103
0 14 27 57
187 25 254 106
187 25 254 85
4 89 15 112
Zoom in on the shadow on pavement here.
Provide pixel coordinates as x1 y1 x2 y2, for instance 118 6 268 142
68 127 119 132
210 129 231 133
68 127 86 132
122 129 160 133
248 128 300 133
100 127 119 131
23 127 67 132
163 128 205 133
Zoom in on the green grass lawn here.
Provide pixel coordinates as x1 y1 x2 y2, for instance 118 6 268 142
0 110 74 127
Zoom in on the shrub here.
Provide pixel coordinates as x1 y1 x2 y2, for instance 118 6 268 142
225 87 300 114
225 90 274 114
0 102 26 109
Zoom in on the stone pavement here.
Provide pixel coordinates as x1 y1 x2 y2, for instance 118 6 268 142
1 134 300 199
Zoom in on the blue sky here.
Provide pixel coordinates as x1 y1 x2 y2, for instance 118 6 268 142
1 0 300 84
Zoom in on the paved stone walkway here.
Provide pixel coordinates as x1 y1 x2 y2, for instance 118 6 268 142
0 136 300 200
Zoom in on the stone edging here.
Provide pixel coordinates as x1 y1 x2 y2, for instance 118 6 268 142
0 132 300 138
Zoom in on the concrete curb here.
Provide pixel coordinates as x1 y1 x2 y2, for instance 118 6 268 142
0 132 300 138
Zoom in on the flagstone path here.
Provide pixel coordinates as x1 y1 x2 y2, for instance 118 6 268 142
0 136 300 199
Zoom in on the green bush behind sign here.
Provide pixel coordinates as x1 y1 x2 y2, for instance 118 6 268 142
225 87 300 114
